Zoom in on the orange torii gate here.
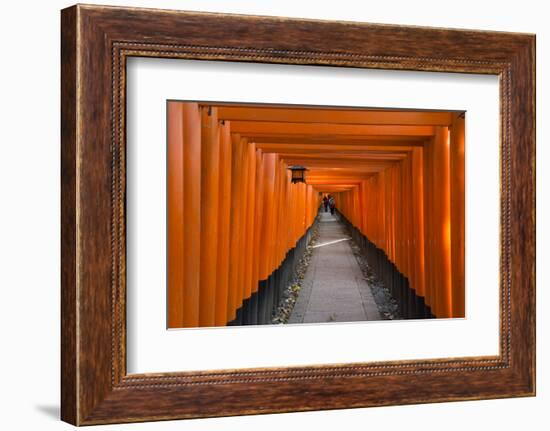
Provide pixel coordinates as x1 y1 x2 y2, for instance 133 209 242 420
333 118 465 318
168 102 318 328
167 101 465 328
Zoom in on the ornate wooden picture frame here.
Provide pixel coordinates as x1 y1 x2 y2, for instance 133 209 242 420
61 4 535 425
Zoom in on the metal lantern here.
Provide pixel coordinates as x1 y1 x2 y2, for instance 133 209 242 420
288 165 307 184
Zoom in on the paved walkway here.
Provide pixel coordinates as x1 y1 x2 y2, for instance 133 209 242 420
289 211 381 324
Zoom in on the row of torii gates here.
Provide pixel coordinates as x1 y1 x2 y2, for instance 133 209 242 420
167 101 465 328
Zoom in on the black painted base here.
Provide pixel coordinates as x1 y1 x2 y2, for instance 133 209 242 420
338 212 435 320
228 224 315 326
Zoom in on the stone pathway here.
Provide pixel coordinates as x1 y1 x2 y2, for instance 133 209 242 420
288 211 381 324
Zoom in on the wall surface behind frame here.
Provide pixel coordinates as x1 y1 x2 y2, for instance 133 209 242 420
0 0 546 431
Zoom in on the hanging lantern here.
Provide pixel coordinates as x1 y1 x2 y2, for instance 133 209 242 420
288 165 307 184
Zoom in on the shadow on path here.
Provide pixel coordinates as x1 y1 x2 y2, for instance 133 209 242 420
289 211 381 324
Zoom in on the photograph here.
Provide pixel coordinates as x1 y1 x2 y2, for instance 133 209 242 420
51 2 536 425
0 0 543 428
167 101 465 328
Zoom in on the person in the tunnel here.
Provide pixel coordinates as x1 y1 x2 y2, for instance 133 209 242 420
329 195 336 215
323 194 329 212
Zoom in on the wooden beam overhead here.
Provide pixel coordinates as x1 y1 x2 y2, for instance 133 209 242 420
312 186 357 192
255 143 415 153
214 105 447 193
231 121 436 137
280 159 397 168
306 180 365 185
216 106 454 126
249 136 425 145
277 153 407 161
306 174 376 181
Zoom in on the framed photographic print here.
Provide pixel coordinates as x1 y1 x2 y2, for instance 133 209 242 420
61 4 535 425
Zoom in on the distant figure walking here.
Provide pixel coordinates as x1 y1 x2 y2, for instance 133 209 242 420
323 195 329 212
329 196 336 215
